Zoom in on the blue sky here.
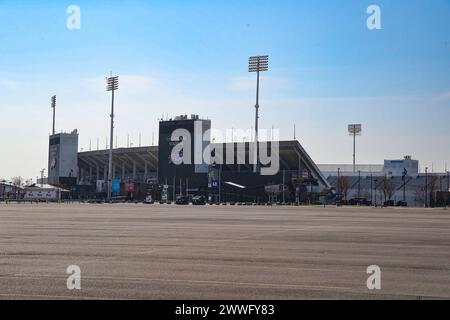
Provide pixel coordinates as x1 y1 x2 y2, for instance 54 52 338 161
1 0 450 179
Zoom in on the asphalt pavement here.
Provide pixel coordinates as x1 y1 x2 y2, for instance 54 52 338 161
0 203 449 299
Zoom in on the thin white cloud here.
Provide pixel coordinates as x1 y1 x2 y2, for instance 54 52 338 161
431 91 450 103
0 79 18 90
263 94 428 108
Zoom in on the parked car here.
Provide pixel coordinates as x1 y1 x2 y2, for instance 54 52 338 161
396 200 408 207
348 198 371 206
175 196 189 205
360 199 372 206
192 196 206 205
384 200 395 207
336 199 348 206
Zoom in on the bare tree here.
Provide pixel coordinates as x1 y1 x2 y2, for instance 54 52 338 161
11 176 23 187
428 175 438 193
428 175 438 206
380 175 396 202
10 176 24 199
337 176 350 200
361 188 371 200
414 186 425 207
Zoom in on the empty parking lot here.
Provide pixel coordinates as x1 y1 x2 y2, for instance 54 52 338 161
0 203 449 299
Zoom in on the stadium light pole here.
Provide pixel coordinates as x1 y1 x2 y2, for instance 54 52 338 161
106 75 119 202
51 95 56 135
348 124 362 172
249 55 269 173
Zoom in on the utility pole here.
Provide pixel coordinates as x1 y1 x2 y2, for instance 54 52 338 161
374 179 378 207
425 167 428 208
358 170 361 199
173 176 175 201
106 75 119 202
337 168 341 195
370 173 373 205
445 171 450 208
219 164 222 203
402 168 408 203
186 178 189 198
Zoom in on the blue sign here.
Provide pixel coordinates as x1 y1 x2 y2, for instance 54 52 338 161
112 179 121 193
211 180 219 188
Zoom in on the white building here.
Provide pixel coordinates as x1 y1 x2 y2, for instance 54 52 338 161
319 156 419 178
384 156 419 176
320 156 449 207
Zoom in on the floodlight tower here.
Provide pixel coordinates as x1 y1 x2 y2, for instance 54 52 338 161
348 124 362 172
106 75 119 202
51 95 56 135
249 55 269 173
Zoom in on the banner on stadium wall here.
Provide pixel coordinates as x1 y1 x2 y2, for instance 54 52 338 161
112 179 121 193
302 169 309 179
96 180 106 193
161 185 169 201
264 184 283 194
124 183 135 192
24 190 58 200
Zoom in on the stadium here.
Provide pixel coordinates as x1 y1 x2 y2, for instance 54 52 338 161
49 115 331 203
41 113 450 206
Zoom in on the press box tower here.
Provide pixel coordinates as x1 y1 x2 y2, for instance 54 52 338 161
48 130 79 187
